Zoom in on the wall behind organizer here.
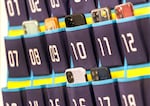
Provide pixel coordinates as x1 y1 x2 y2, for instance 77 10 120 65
0 0 9 105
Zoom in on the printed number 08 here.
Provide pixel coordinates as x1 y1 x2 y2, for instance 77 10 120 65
29 48 41 65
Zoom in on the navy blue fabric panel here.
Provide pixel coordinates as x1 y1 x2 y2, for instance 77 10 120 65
5 38 29 78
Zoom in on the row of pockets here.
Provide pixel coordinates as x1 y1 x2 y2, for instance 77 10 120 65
6 0 149 26
3 76 150 106
5 15 150 78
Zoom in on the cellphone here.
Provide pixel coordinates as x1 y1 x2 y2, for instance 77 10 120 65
115 2 134 19
44 17 60 30
22 20 40 34
65 67 87 84
90 67 111 81
65 14 86 27
91 7 111 23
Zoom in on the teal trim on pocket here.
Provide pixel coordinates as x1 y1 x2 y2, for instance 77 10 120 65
45 28 65 34
92 79 117 85
2 88 21 92
32 74 52 80
67 82 90 87
7 77 31 81
65 24 91 32
92 20 116 27
24 32 44 38
118 76 142 82
116 16 137 23
45 82 66 88
5 36 23 40
9 26 23 30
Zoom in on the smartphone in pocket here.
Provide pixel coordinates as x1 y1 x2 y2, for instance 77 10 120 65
91 7 111 23
90 67 111 81
65 14 86 27
115 2 134 19
44 17 60 30
65 67 87 84
22 20 40 34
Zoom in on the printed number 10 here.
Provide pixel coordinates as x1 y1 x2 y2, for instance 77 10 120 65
71 42 87 60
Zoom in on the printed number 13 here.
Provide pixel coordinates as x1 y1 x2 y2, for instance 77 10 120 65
74 0 88 3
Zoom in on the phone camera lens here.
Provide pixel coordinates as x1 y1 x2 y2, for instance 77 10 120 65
66 71 74 83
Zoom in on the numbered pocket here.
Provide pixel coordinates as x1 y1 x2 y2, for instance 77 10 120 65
5 0 28 26
21 86 45 106
92 79 120 106
96 0 120 9
66 25 97 69
125 0 147 4
2 88 23 106
25 0 49 21
92 20 122 67
117 17 147 65
118 77 144 106
23 32 52 76
5 36 29 78
45 28 70 73
137 15 150 61
142 76 150 106
69 0 96 14
66 82 95 106
43 83 67 106
46 0 68 17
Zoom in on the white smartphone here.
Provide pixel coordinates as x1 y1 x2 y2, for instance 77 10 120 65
65 67 87 84
22 20 40 34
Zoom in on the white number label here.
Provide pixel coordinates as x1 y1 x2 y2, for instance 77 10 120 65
122 94 136 106
29 48 41 65
97 37 112 56
6 102 17 106
7 0 20 16
72 98 86 106
28 100 39 106
49 45 60 62
98 96 111 106
121 33 137 53
29 0 42 13
8 50 19 67
49 98 60 106
50 0 60 8
71 42 87 60
74 0 87 3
